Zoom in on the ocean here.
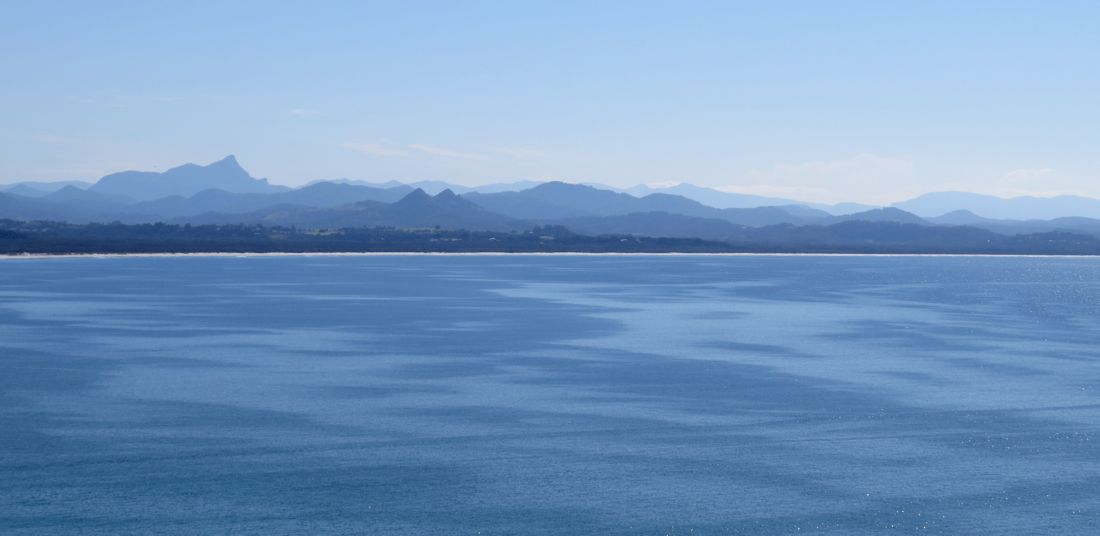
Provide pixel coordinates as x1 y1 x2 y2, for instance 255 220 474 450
1 255 1098 534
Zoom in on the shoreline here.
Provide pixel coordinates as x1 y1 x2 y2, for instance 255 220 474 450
2 251 1098 259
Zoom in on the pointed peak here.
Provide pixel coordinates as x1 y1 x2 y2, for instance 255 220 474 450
194 154 251 180
208 155 242 169
434 188 458 199
397 188 432 203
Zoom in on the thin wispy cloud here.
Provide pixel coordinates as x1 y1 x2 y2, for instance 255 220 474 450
490 147 546 159
341 142 409 157
717 184 837 200
408 144 492 161
645 180 682 188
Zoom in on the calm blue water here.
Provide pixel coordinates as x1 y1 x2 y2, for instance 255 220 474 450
1 255 1099 534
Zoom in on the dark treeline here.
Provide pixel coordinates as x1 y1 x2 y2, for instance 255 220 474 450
2 219 1100 255
0 220 737 254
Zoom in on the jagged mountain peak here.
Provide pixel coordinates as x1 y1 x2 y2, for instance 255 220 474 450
395 188 433 204
90 155 284 201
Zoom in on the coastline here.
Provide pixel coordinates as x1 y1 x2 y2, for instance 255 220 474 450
2 251 1098 259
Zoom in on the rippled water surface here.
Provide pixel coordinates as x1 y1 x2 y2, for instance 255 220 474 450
2 255 1099 534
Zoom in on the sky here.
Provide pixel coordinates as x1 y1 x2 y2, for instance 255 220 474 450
1 1 1097 204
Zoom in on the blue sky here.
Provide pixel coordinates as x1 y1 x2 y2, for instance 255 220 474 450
2 1 1097 203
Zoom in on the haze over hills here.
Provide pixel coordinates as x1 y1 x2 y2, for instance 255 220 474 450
0 180 93 197
466 182 833 227
5 155 1100 253
316 179 544 196
888 190 1100 220
893 191 1100 220
186 188 523 232
6 155 1100 221
624 183 877 215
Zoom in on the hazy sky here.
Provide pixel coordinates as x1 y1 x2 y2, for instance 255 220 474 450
2 1 1097 203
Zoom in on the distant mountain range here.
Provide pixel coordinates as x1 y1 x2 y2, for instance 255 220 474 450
313 178 544 196
89 155 288 201
623 183 876 215
893 191 1100 220
0 180 93 197
4 155 1100 253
